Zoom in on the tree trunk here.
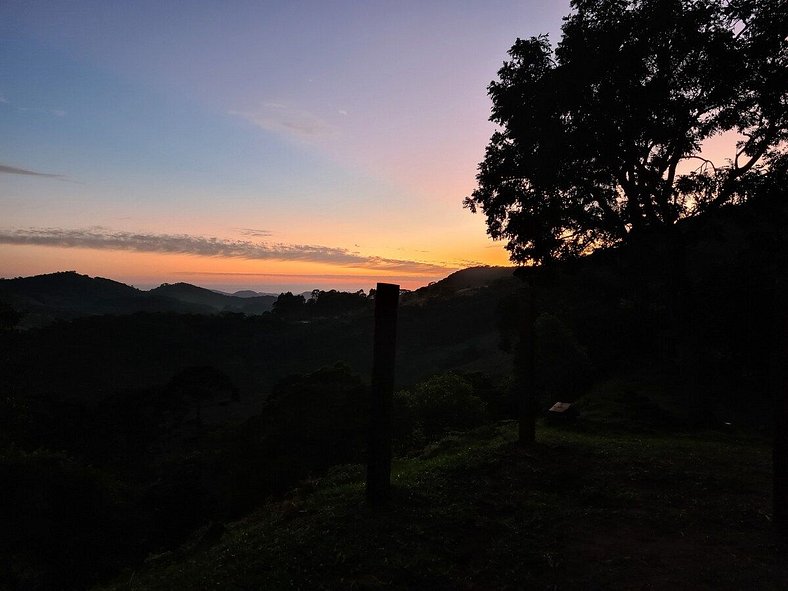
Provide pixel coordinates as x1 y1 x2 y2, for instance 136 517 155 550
517 284 537 445
772 276 788 537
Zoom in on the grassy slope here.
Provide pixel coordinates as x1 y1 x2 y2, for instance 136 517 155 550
100 424 785 590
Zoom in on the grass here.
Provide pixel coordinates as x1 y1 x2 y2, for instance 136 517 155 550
100 422 786 590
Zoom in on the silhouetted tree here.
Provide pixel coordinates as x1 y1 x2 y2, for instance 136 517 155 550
262 364 369 479
466 0 787 445
272 291 306 318
464 0 787 263
305 289 370 317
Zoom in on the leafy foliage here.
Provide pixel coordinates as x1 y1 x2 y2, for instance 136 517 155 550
465 0 788 263
260 363 370 473
395 373 487 442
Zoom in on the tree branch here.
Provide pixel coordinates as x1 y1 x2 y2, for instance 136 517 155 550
684 155 718 174
709 132 774 208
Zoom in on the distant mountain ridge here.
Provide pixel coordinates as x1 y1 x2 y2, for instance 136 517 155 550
226 289 279 298
408 266 516 302
0 267 518 328
0 271 276 327
150 282 276 314
426 266 515 291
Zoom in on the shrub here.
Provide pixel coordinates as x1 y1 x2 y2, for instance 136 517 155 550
396 373 487 442
261 364 369 478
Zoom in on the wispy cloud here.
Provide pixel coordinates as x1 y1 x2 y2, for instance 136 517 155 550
0 163 65 178
16 107 66 117
0 227 454 275
229 102 336 141
237 227 273 238
0 94 65 117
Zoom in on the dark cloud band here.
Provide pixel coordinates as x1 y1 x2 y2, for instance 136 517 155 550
0 164 63 178
0 227 453 274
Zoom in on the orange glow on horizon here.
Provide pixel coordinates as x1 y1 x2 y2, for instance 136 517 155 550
0 241 513 292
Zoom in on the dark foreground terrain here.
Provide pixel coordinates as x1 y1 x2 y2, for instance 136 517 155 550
4 196 788 589
98 422 786 590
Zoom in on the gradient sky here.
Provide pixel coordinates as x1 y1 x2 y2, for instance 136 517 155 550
0 1 570 292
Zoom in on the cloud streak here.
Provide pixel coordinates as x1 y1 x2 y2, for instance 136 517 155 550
230 102 336 141
0 94 65 117
0 164 65 178
237 227 273 238
176 271 441 281
0 227 454 274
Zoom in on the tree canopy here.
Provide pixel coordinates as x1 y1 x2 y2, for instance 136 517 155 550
465 0 788 264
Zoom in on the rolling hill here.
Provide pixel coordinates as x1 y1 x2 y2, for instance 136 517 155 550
0 272 277 327
149 282 276 314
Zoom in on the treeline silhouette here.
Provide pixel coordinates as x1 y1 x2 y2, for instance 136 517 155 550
272 288 373 319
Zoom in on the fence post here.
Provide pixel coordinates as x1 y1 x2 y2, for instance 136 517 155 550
366 282 399 507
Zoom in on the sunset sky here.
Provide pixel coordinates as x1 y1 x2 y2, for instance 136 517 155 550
0 1 572 293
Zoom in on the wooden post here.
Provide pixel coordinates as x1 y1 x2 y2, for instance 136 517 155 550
518 284 537 445
366 282 399 507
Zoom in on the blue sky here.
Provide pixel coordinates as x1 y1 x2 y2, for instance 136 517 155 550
0 0 570 291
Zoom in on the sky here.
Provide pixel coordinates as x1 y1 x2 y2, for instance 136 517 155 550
0 0 571 293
